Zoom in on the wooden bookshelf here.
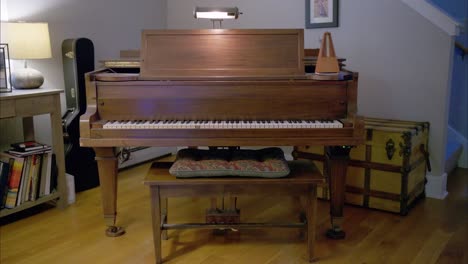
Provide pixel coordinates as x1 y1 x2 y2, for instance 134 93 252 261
0 88 67 216
0 192 61 217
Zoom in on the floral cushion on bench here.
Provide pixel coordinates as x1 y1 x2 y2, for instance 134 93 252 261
169 147 290 178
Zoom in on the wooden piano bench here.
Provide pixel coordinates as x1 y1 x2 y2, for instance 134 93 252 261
144 160 325 263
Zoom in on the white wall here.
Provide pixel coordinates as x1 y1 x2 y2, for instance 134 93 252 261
167 0 453 178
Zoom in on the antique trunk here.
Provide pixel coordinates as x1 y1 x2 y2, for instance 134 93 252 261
293 117 430 215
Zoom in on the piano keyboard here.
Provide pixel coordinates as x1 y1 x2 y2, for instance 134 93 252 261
103 120 343 129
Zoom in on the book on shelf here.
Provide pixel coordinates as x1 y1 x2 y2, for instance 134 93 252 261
17 155 30 205
0 152 26 209
20 154 40 203
30 154 43 201
40 152 53 196
0 161 11 208
7 146 52 157
10 141 50 152
49 154 58 194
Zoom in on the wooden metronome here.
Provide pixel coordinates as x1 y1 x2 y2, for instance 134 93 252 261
315 32 340 75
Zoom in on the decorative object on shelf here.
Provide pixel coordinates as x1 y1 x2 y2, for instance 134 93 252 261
0 22 52 89
194 6 242 28
306 0 339 29
0 43 12 93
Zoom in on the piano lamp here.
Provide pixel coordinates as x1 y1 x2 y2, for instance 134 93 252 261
194 7 241 28
1 22 52 89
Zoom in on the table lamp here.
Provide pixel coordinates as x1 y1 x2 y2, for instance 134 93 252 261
1 22 52 89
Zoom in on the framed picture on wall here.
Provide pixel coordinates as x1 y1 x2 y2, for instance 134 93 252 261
0 43 12 93
306 0 339 29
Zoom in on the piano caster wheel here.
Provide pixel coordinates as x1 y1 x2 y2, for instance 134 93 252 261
326 228 345 240
105 226 126 237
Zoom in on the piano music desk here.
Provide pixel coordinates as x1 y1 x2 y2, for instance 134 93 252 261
144 160 325 263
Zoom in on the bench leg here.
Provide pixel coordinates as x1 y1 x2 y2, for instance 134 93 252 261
150 187 162 264
292 196 305 239
162 198 168 240
306 185 317 262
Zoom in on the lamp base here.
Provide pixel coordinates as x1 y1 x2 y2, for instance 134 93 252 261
12 68 45 89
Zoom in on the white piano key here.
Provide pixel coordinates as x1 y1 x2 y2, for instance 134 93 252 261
240 121 246 129
333 120 343 128
230 121 237 129
116 121 124 129
170 120 178 129
301 121 309 128
176 121 184 129
308 120 317 128
103 121 111 129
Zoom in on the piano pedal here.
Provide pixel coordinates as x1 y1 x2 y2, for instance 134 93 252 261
206 208 241 236
105 226 126 237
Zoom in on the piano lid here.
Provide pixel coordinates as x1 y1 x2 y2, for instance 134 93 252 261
140 29 304 79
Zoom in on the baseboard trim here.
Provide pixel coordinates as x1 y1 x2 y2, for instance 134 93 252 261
425 172 449 199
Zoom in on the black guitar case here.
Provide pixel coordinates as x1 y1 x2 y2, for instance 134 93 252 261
62 38 99 192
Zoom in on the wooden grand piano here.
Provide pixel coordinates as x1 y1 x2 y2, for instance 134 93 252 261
80 29 364 238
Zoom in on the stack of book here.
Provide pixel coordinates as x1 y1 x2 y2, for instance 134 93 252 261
0 141 56 209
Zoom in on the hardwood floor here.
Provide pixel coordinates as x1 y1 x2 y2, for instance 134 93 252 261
0 164 466 264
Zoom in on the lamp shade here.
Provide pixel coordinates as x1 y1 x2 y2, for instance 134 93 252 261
1 22 52 59
194 7 239 19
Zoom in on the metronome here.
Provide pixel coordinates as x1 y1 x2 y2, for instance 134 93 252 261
312 32 340 80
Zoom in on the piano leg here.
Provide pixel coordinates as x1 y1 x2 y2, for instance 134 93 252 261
325 146 351 239
94 147 125 237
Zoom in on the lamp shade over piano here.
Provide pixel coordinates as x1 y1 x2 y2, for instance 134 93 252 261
194 6 240 19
